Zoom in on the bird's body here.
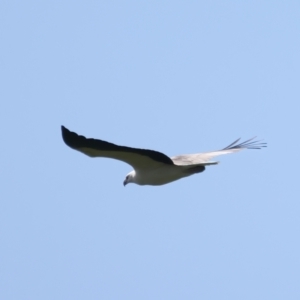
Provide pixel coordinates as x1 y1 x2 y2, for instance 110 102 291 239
61 126 266 186
128 164 205 186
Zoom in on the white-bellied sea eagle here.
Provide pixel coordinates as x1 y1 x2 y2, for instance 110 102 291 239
61 126 266 186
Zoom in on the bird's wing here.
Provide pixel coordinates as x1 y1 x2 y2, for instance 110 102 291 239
61 126 174 170
171 137 266 166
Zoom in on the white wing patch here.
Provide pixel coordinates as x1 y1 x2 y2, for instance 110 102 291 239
172 137 266 166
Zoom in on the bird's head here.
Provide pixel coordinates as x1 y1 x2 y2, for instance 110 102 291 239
123 171 135 186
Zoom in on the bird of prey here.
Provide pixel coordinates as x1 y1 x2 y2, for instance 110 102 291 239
61 126 266 186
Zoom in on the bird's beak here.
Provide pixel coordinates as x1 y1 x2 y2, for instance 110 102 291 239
123 180 127 187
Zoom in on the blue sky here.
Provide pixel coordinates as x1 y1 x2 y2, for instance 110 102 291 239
1 1 299 299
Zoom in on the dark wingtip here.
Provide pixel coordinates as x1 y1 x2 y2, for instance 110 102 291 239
61 125 68 134
61 125 79 149
223 137 267 151
61 125 68 144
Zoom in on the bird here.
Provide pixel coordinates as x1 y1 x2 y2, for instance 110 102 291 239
61 126 266 186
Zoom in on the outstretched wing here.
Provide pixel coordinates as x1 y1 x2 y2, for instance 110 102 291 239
61 126 174 170
171 137 267 166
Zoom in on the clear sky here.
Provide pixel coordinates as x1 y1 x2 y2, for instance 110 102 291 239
1 1 299 299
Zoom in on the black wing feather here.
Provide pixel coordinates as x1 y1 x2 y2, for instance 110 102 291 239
223 137 267 150
61 126 174 165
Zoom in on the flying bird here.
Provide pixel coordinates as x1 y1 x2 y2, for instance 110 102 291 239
61 126 266 186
